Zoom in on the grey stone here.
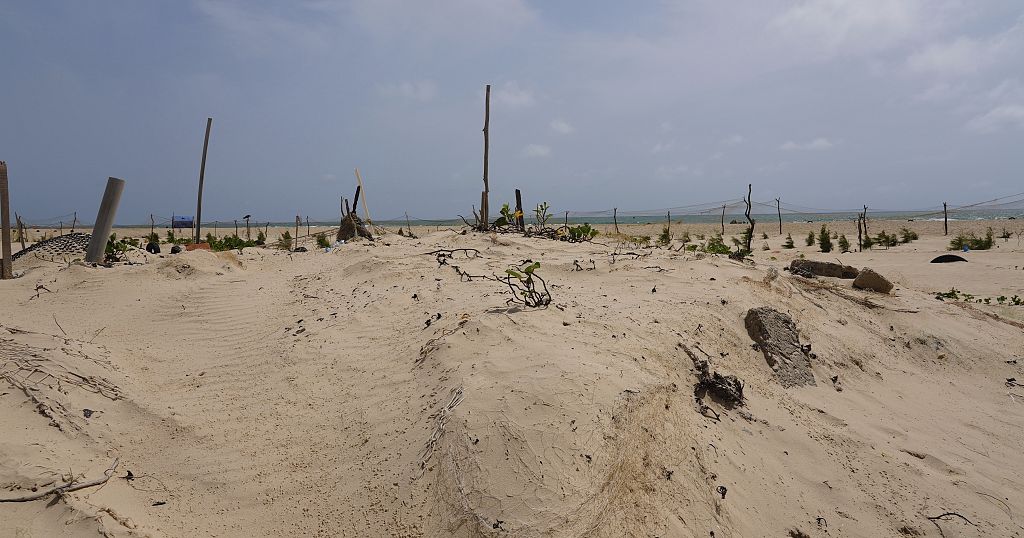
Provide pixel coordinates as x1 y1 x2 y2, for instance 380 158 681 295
744 307 816 387
789 259 859 279
852 267 893 294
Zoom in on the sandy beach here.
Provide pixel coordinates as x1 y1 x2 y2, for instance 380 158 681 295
2 219 1023 537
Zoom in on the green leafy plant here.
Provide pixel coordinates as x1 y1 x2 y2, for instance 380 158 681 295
875 230 898 248
502 261 551 308
566 223 598 243
657 226 672 247
818 225 832 253
256 230 266 245
315 234 331 249
935 287 961 301
782 233 795 249
680 230 691 243
838 234 850 253
899 227 919 243
533 202 552 228
949 228 994 250
805 231 815 246
277 230 293 250
703 234 731 254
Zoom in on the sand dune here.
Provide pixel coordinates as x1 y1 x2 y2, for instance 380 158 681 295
2 224 1024 537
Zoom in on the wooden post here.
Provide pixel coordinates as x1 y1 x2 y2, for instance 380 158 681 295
71 212 77 233
743 184 755 253
85 177 126 263
405 212 412 235
0 161 12 279
15 214 26 251
564 211 569 231
776 197 782 235
514 189 524 231
613 208 619 234
233 220 238 237
59 221 63 236
480 84 491 230
862 205 868 242
943 202 948 236
857 213 863 252
721 204 726 235
354 168 373 226
306 216 310 236
195 117 213 243
150 214 155 238
294 215 300 251
244 216 250 240
667 211 671 236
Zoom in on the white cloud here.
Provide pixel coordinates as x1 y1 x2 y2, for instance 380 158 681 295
780 137 835 151
650 140 674 154
655 164 702 180
321 173 337 183
550 119 574 134
522 144 551 158
349 0 536 43
194 0 331 52
722 134 744 145
709 151 725 161
908 18 1023 77
772 0 939 56
378 80 438 102
495 81 535 107
966 104 1024 133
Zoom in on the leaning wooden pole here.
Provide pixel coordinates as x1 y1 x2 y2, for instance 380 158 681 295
943 202 948 236
85 177 126 264
613 208 619 234
480 84 491 230
514 189 524 231
720 204 726 235
0 161 12 279
743 184 755 253
354 168 373 226
776 197 782 235
195 117 213 243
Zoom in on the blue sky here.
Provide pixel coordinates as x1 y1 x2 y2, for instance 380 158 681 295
2 0 1023 224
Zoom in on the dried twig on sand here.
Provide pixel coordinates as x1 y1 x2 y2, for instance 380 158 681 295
416 387 464 475
0 459 119 502
926 511 976 537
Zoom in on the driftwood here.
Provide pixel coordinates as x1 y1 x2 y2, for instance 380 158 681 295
0 458 119 502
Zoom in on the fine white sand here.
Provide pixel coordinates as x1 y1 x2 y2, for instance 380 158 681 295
2 220 1023 536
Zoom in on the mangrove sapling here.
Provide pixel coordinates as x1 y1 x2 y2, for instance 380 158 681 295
838 234 850 253
501 261 551 308
818 225 833 253
782 233 795 249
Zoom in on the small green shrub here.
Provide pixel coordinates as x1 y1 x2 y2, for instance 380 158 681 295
899 227 919 243
805 231 815 247
315 234 331 248
818 225 832 253
949 228 994 250
703 234 731 254
838 234 850 252
657 226 672 247
566 223 598 242
782 233 795 249
278 230 293 250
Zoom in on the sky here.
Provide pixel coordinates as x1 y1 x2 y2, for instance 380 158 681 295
1 0 1023 224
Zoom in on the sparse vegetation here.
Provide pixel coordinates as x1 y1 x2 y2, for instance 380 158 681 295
315 234 331 249
502 261 551 307
805 231 815 247
277 230 293 250
533 202 552 228
657 226 672 247
703 234 731 255
949 228 994 250
782 233 795 249
899 227 918 243
565 223 598 243
838 234 850 252
818 225 832 253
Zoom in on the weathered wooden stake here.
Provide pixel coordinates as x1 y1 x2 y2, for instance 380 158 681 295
244 216 250 240
15 213 26 251
480 84 491 230
150 214 155 237
85 177 126 263
306 216 310 236
195 117 213 243
721 204 726 235
743 184 755 253
59 221 63 236
613 207 619 234
71 212 77 233
0 161 12 279
294 216 300 250
943 202 948 236
405 212 412 234
667 211 671 237
354 168 373 226
776 197 782 235
564 211 569 231
514 189 524 231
